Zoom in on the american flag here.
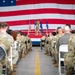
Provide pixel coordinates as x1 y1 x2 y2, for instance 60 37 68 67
0 0 75 32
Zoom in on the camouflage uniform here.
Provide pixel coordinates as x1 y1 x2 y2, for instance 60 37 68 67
24 35 29 54
51 34 63 65
25 35 32 53
12 41 19 67
21 35 27 56
27 38 32 52
40 35 46 50
0 32 14 74
50 35 57 62
35 20 40 35
64 34 75 75
48 34 53 56
30 39 32 51
16 33 22 59
44 36 50 55
54 34 63 64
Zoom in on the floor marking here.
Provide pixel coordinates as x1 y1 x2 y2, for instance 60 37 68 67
35 48 41 75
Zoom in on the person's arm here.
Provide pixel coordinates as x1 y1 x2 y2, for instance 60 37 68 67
56 38 60 52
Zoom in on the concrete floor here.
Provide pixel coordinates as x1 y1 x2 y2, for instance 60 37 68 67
16 47 58 75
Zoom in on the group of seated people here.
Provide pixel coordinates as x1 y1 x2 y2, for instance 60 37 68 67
0 22 32 75
40 24 75 75
0 22 75 75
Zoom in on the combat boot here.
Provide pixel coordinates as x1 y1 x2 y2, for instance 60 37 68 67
11 71 16 75
54 63 58 67
52 58 55 64
7 69 12 75
13 64 17 72
54 61 58 67
66 67 74 75
22 51 25 58
13 64 17 68
44 50 48 55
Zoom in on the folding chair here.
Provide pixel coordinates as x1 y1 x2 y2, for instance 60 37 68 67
59 45 68 75
0 46 7 75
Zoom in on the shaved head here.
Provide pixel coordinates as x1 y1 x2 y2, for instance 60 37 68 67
64 25 70 33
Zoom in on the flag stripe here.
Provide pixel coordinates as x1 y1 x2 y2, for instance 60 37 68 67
0 14 75 22
16 0 75 5
6 19 75 26
0 8 75 17
0 3 75 12
9 24 75 30
21 29 55 33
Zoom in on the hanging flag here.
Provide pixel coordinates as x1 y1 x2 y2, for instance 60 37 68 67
46 20 49 30
0 0 75 33
40 21 43 33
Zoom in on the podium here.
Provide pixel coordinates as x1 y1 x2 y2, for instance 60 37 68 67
28 30 43 45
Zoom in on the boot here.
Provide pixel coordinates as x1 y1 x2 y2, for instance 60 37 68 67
13 64 17 72
70 67 74 75
13 64 17 68
46 53 50 56
7 69 12 75
44 50 48 55
22 51 25 58
26 50 29 54
54 61 58 67
11 71 16 75
66 67 74 75
44 52 47 55
54 63 58 67
50 52 52 57
25 50 28 55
